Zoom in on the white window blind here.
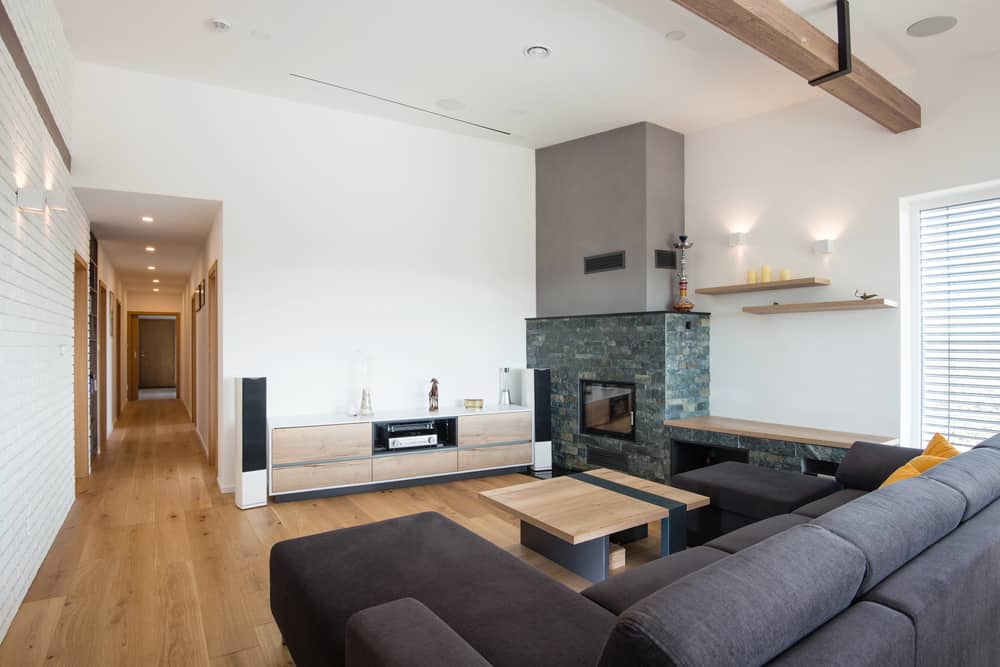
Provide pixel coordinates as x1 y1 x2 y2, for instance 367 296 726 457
920 196 1000 447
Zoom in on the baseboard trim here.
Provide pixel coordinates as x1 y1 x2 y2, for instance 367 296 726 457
272 465 531 502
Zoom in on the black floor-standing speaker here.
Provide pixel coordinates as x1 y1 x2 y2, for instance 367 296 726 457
519 369 552 472
236 377 268 509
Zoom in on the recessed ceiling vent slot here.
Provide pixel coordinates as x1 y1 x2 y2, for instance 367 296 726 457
584 251 626 274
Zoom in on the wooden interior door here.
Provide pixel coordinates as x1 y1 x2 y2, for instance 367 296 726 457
98 284 107 450
115 299 122 417
73 253 89 479
127 315 139 401
190 295 197 423
208 264 219 471
138 318 177 388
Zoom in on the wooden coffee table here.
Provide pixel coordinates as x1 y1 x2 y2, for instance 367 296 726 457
480 468 710 582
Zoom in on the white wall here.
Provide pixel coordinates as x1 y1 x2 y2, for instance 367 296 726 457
70 63 536 491
686 54 1000 439
0 0 89 641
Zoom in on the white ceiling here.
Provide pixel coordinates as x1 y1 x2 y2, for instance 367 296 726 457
55 1 1000 147
78 188 219 293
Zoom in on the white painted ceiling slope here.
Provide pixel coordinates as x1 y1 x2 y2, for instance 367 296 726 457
56 1 1000 147
79 188 219 293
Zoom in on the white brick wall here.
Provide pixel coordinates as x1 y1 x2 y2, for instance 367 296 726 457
0 0 88 641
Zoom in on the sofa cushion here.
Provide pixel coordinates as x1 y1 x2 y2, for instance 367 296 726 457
706 513 809 554
345 598 490 667
581 546 728 614
974 432 1000 450
768 602 915 667
836 441 922 492
863 499 1000 667
814 476 966 594
598 524 866 667
793 488 867 518
270 512 615 667
670 462 840 520
922 447 1000 521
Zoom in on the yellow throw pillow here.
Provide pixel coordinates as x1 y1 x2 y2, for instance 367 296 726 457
881 461 922 487
924 433 959 460
909 454 947 473
880 439 954 488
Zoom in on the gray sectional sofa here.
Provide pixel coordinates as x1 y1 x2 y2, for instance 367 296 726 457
269 434 1000 667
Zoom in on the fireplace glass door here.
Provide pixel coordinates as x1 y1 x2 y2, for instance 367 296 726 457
579 380 636 441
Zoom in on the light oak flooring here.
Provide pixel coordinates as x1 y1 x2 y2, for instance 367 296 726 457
0 399 664 666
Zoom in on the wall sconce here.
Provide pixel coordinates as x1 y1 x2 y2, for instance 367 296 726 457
16 188 46 214
812 239 835 255
45 190 68 212
728 232 748 247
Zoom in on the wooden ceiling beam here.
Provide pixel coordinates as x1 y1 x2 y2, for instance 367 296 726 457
672 0 921 133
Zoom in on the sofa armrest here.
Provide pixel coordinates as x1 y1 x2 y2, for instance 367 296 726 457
345 598 491 667
836 441 921 491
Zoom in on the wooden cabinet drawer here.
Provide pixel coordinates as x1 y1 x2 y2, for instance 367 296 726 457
458 443 532 471
457 412 531 447
372 449 458 482
272 422 371 465
271 459 372 493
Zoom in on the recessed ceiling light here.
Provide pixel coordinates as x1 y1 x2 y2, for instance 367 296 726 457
141 216 154 223
436 98 465 111
152 279 160 283
147 266 156 270
523 45 551 58
665 30 687 42
906 16 958 37
153 288 160 292
145 246 156 253
207 18 231 33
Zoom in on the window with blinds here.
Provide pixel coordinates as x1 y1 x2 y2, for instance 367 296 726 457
919 196 1000 447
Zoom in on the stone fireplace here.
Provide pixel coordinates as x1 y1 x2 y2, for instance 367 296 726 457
526 311 709 482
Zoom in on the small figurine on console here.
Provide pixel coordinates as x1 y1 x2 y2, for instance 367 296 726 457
429 378 440 412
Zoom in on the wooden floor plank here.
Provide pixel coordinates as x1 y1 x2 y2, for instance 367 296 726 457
0 596 64 667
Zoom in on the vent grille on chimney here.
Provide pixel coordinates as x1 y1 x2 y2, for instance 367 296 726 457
587 446 629 471
584 251 626 274
655 249 677 269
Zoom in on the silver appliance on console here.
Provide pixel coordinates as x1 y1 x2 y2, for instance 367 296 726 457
386 421 440 450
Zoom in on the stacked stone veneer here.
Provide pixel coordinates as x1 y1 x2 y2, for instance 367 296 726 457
526 311 709 482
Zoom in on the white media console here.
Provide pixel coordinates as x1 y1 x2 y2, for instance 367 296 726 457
268 404 535 500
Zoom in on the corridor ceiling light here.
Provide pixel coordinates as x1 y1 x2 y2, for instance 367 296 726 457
152 279 160 283
153 288 160 292
147 265 157 270
523 45 551 58
45 190 68 212
141 216 154 223
16 188 45 214
665 30 687 42
145 246 156 252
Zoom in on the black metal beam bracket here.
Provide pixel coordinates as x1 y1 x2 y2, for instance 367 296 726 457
809 0 852 86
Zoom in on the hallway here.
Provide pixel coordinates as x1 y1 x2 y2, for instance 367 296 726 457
0 400 621 666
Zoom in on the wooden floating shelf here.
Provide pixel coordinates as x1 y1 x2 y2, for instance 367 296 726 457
696 277 830 295
743 298 898 315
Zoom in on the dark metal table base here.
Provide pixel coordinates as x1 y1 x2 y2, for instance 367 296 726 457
521 522 610 582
